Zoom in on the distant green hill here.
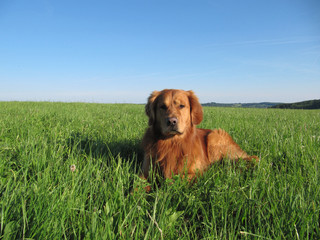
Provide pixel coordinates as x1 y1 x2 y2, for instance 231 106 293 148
270 99 320 109
202 102 281 108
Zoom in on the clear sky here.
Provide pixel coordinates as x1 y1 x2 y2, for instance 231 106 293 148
1 0 319 103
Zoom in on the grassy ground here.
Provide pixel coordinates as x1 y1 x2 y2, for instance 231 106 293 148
0 102 319 239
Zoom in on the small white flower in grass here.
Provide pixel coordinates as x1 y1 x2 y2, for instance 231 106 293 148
70 164 76 172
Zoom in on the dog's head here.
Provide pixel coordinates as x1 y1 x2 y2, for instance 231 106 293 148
145 89 203 137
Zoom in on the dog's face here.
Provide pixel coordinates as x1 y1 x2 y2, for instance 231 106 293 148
146 89 203 137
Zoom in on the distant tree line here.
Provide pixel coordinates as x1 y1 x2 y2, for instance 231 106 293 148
202 102 280 108
270 99 320 109
202 100 320 109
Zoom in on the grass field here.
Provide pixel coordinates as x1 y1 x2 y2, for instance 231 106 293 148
0 101 319 239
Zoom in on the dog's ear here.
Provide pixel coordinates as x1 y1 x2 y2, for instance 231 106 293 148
145 90 160 126
188 90 203 125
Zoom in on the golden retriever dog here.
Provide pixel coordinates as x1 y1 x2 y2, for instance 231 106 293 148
141 89 259 184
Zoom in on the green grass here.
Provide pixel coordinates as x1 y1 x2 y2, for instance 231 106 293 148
0 102 319 239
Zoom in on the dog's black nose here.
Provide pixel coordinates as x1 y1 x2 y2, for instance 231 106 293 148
166 117 178 126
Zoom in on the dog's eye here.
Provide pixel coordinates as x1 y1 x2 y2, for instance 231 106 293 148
160 105 167 110
179 105 185 109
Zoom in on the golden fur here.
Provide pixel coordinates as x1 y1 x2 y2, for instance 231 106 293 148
141 89 258 183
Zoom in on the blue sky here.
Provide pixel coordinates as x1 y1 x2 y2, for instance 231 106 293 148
1 0 319 103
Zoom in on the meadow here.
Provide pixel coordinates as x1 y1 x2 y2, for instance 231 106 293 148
0 101 319 239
